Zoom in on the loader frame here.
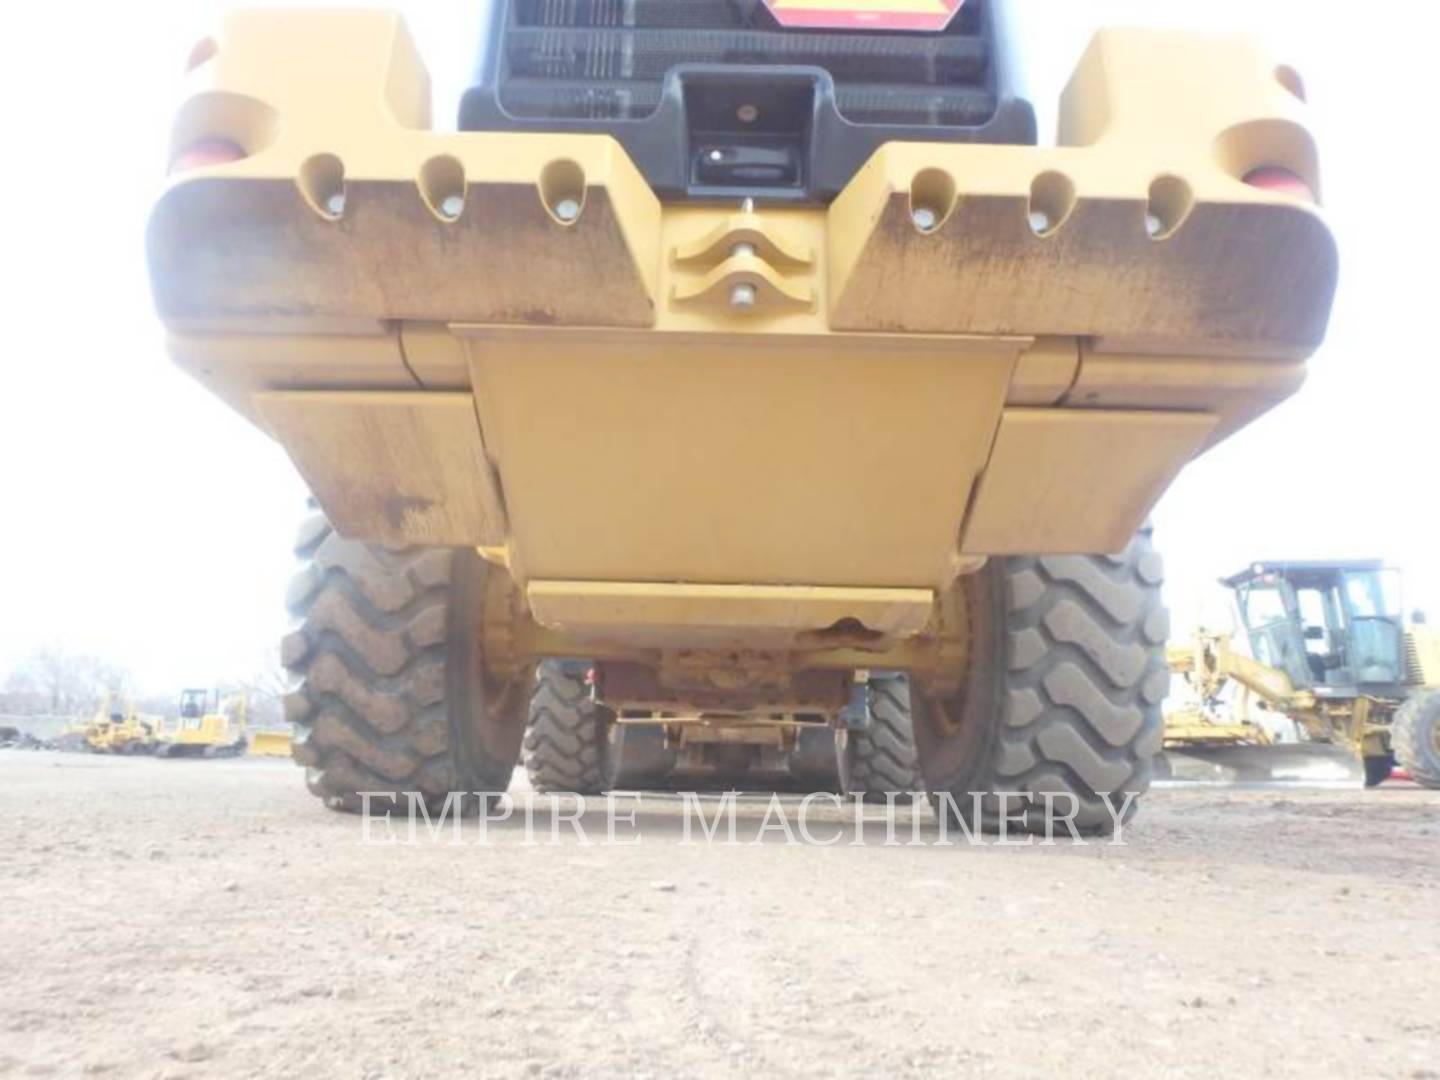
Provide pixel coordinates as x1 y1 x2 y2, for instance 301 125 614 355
151 10 1336 718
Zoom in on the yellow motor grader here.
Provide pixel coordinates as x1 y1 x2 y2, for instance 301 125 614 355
147 3 1338 833
1163 562 1440 788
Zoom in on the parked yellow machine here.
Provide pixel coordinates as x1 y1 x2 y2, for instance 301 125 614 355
1163 562 1440 788
148 6 1338 832
154 689 249 759
247 728 294 758
65 696 166 755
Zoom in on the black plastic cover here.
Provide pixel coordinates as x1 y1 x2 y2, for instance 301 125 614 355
459 0 1036 204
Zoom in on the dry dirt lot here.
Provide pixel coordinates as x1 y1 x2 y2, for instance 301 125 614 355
1 750 1436 1079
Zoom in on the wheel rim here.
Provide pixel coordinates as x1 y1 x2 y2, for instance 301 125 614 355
910 569 999 790
450 555 529 791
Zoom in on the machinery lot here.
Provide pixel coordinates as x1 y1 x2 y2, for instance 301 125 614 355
1 752 1436 1079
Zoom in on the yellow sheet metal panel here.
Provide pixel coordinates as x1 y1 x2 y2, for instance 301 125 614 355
1408 626 1440 688
827 147 1335 351
463 327 1020 590
253 391 506 548
168 328 417 425
827 30 1336 354
528 581 935 650
1007 337 1081 406
1066 345 1307 450
961 410 1217 555
148 9 661 332
399 323 471 390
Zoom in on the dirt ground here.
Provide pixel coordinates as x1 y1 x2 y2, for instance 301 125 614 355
1 751 1436 1079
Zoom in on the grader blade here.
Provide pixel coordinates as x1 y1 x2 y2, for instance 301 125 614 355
1158 743 1366 788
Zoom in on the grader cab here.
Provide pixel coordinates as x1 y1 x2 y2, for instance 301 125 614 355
1164 562 1440 788
148 2 1339 832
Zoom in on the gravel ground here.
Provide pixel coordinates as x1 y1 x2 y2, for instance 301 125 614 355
0 750 1436 1079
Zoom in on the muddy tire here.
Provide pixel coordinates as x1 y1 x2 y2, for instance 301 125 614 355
283 510 530 814
913 531 1169 835
838 679 924 802
523 661 609 795
1392 690 1440 789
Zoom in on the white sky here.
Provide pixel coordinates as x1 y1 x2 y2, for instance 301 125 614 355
1 1 1434 692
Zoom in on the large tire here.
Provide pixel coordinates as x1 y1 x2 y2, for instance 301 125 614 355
913 532 1169 835
283 510 530 813
603 722 677 790
786 725 841 792
837 678 924 802
523 661 609 795
1392 690 1440 789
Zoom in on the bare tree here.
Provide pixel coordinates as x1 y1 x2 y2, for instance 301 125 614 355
2 643 132 715
222 647 290 727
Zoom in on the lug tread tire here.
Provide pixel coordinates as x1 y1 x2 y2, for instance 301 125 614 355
1392 690 1440 789
523 662 607 795
988 536 1168 831
920 532 1168 836
839 679 924 802
283 511 509 814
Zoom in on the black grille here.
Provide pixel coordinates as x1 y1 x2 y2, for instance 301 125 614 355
460 0 1033 202
499 0 995 127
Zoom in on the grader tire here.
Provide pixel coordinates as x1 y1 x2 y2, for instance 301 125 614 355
283 510 528 814
1392 690 1440 789
914 531 1169 835
523 661 609 795
603 723 677 791
838 679 924 802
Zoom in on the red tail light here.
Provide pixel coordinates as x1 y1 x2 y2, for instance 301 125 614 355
1243 166 1315 203
763 0 965 31
170 138 246 174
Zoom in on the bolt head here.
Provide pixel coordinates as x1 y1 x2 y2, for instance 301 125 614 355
730 283 758 311
911 206 938 232
1028 209 1052 235
440 194 465 220
325 192 347 218
554 198 581 223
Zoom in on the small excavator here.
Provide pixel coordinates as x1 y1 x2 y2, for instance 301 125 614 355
1162 561 1440 788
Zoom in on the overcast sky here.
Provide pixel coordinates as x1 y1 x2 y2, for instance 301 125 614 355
1 1 1433 692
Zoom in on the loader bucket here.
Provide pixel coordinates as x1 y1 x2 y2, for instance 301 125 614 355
248 730 293 758
1157 743 1366 788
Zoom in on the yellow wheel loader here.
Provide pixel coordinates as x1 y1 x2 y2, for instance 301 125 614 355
1163 562 1440 788
147 3 1337 833
154 689 249 759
